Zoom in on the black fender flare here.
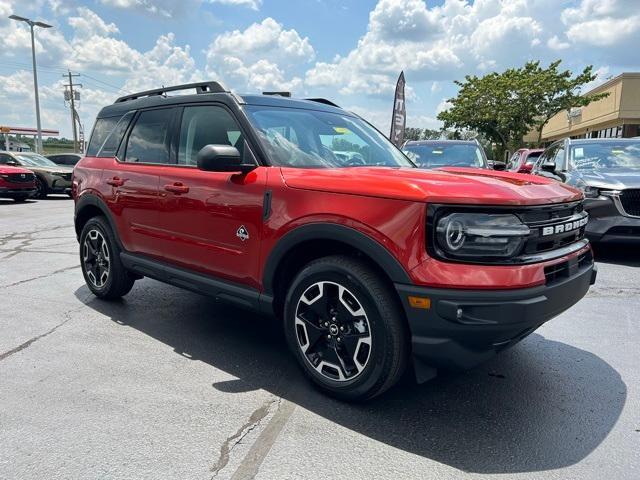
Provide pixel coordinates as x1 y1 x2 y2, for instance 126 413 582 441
74 194 123 249
262 223 412 295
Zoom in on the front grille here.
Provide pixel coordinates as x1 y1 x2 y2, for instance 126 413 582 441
619 189 640 217
519 202 587 255
5 172 35 183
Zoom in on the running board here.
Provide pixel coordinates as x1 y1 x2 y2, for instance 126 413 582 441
120 252 273 314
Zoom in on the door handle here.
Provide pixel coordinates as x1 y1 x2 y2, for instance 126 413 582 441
164 182 189 194
106 176 124 187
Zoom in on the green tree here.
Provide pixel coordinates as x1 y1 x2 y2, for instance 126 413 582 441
532 62 608 143
437 61 608 157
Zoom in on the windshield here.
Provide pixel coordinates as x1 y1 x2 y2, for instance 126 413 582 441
402 143 486 169
15 153 58 167
245 106 414 168
570 141 640 170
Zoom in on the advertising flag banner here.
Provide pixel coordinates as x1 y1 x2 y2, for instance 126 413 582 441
390 71 406 147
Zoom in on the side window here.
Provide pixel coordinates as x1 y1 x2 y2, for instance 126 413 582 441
99 111 135 158
177 106 243 166
507 152 520 170
125 108 174 164
0 153 13 164
87 116 120 156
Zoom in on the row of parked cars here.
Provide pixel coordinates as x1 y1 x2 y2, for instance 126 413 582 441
403 137 640 244
0 152 83 202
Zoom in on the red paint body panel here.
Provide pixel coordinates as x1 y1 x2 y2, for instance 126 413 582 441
75 156 588 292
281 166 581 205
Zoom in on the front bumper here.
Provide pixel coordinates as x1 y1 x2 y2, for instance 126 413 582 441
584 197 640 243
0 187 37 197
48 176 72 194
396 255 596 382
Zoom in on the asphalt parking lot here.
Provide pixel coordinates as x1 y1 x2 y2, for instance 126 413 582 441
1 197 639 480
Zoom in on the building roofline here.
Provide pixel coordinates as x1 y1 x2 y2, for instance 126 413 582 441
584 72 640 96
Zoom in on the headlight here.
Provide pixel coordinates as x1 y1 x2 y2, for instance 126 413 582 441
435 213 530 259
582 186 600 198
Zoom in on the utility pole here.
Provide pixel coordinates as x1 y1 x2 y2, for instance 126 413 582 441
63 71 82 153
9 15 52 154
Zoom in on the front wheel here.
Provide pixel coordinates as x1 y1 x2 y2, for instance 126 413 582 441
284 255 408 401
12 195 28 203
79 216 135 299
34 176 48 199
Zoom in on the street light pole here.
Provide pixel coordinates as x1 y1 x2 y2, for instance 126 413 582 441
9 15 52 154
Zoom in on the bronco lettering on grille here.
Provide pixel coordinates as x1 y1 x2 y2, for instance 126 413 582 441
541 216 588 236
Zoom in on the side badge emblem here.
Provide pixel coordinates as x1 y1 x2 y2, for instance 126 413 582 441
236 225 249 242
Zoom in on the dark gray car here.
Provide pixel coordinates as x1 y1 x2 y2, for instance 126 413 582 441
533 138 640 243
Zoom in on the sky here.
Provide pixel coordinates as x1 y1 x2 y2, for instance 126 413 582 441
0 0 639 139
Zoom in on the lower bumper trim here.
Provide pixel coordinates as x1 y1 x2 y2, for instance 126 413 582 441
396 261 595 379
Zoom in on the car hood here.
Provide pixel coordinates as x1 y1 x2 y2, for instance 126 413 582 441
280 166 582 205
0 165 33 175
577 167 640 190
26 165 74 175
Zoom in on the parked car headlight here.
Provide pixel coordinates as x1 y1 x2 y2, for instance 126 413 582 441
581 185 600 198
435 213 530 259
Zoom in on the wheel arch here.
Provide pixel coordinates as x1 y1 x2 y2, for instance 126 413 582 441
74 194 123 249
263 223 412 318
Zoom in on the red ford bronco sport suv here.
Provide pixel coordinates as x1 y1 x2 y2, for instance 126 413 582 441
73 82 596 401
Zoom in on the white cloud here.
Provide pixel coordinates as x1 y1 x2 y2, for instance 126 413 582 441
561 0 640 49
69 7 120 39
206 17 314 92
99 0 193 17
208 0 262 10
547 35 570 50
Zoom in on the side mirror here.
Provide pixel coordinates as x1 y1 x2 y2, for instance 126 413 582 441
196 145 256 174
492 162 506 171
6 160 18 166
541 162 556 173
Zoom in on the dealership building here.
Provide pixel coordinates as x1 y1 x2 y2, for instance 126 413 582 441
526 72 640 144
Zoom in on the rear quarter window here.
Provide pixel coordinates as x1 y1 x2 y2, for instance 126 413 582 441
86 116 121 156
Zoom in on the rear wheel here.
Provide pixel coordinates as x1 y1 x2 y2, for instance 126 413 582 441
80 216 135 299
12 195 28 203
284 255 408 401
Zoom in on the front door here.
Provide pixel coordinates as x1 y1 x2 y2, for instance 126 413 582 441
157 104 267 289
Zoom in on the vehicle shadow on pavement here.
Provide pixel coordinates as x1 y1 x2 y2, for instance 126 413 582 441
75 280 626 475
592 243 640 267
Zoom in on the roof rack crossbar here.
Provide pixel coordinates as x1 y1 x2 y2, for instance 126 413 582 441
304 98 340 108
115 81 229 103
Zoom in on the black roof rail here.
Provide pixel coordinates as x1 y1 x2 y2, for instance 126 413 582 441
305 98 340 108
115 81 229 103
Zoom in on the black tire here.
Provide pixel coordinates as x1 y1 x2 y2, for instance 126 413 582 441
12 196 28 203
34 176 48 199
284 255 408 401
79 216 135 300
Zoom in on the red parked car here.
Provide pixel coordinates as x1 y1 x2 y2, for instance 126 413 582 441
507 148 544 173
0 163 37 202
73 82 596 401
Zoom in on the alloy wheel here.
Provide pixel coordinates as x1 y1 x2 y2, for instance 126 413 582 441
82 229 111 288
294 281 372 382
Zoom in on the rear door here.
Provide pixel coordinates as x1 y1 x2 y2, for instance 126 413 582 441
103 107 177 259
156 104 267 288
